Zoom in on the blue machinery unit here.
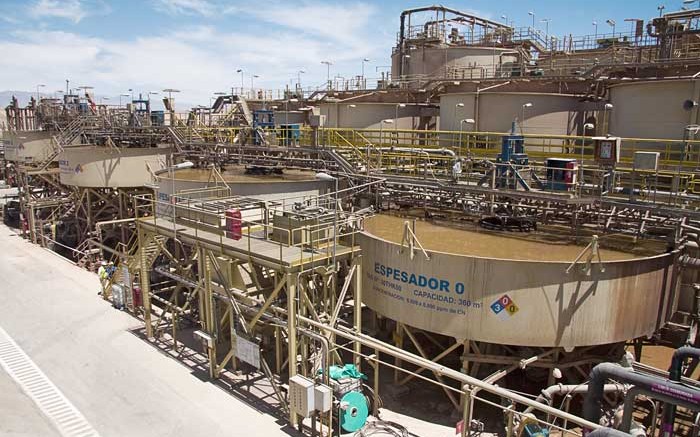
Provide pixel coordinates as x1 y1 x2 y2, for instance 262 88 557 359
253 109 275 145
495 121 530 190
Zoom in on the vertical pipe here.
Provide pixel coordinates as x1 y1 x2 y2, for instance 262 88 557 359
287 273 298 426
354 255 363 370
139 226 153 339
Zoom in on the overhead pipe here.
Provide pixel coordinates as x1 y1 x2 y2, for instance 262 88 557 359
588 428 633 437
583 363 700 435
375 146 455 156
524 383 625 414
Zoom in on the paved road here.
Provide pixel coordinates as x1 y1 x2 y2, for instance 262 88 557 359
0 225 295 437
0 369 60 436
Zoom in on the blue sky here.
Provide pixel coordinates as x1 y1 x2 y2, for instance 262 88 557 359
0 0 683 107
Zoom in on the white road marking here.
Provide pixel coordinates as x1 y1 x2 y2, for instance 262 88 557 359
0 325 100 437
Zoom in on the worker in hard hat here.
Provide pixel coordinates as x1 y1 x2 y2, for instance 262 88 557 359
97 261 108 295
452 158 463 183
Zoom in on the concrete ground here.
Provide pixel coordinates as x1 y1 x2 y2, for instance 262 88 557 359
0 369 60 436
0 224 297 437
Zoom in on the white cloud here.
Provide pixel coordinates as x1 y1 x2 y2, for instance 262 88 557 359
29 0 88 23
0 23 390 108
1 1 393 108
245 2 377 43
152 0 218 17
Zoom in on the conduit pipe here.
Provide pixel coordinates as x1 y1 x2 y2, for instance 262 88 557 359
588 427 633 437
664 347 700 435
524 384 625 414
583 363 700 434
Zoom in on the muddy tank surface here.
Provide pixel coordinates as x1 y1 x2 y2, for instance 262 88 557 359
360 214 680 349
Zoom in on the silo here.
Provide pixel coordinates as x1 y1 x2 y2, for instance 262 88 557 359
609 79 700 140
439 92 583 135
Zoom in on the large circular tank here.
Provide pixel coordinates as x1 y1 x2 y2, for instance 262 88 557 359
439 92 582 135
320 103 424 130
3 131 54 163
609 79 700 140
59 146 169 187
155 166 333 202
391 46 516 79
360 215 679 349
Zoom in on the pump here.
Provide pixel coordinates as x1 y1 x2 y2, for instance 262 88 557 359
494 121 530 189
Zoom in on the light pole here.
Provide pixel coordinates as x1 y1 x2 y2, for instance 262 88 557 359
528 11 535 30
297 70 305 92
236 69 244 95
401 54 411 81
395 103 406 132
284 98 298 144
315 172 338 271
581 122 595 163
658 5 665 17
592 21 598 44
128 88 133 101
540 18 551 48
603 103 614 135
455 102 465 123
361 58 370 87
148 91 158 120
321 61 333 90
250 74 259 98
606 19 616 38
521 102 533 134
379 119 393 170
101 96 109 105
459 118 476 157
36 84 45 103
454 103 465 142
119 94 130 107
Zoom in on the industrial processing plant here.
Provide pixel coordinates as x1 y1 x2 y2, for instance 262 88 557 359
4 1 700 437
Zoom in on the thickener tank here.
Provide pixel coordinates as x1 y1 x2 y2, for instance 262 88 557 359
155 166 333 203
59 146 169 187
609 79 700 140
391 46 516 80
3 131 54 163
439 92 583 135
360 215 680 349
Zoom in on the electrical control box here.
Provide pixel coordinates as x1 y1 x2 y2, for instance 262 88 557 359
289 375 315 418
309 114 325 127
314 384 333 413
593 136 621 165
633 151 660 171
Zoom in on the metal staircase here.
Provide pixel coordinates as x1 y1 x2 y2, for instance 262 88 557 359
103 233 167 311
34 117 85 172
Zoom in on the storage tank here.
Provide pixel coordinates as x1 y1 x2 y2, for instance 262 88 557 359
59 146 169 187
360 215 679 349
609 79 700 140
154 166 333 204
320 103 427 130
3 131 54 163
439 92 583 135
391 46 517 80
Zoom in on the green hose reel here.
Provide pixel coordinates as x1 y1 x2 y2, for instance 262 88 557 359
339 391 369 432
